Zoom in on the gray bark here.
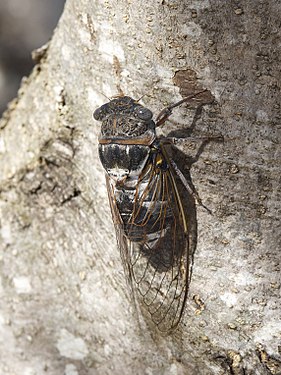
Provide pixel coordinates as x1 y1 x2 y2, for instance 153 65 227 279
0 0 280 374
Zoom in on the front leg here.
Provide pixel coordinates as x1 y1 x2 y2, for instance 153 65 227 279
155 90 208 127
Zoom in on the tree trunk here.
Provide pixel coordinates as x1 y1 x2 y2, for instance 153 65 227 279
0 1 280 374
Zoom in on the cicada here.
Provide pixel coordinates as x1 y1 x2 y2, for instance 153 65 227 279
93 91 208 332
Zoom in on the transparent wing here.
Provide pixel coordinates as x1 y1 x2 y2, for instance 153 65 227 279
105 145 190 332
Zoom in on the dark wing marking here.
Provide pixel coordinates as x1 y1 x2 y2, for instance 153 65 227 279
105 145 190 332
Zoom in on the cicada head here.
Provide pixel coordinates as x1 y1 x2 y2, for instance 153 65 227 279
93 96 155 139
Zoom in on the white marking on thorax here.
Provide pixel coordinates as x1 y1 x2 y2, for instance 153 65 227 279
107 167 129 181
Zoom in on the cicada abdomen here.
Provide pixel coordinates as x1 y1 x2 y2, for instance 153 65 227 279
93 94 204 332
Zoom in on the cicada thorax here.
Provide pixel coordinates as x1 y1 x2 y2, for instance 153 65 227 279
95 96 156 181
98 143 150 181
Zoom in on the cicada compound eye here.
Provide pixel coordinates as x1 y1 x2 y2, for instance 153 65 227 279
93 106 105 121
135 107 153 121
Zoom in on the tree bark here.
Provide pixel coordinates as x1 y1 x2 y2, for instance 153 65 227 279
0 1 280 374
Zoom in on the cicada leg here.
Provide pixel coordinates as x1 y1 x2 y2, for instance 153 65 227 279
161 135 224 145
168 157 212 214
155 90 223 213
159 135 224 214
155 90 208 126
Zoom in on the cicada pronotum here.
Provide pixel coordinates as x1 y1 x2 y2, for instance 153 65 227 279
93 90 213 332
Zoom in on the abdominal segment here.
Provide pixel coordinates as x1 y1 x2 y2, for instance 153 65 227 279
112 167 184 272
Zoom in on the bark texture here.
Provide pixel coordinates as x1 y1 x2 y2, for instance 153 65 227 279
0 1 280 374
